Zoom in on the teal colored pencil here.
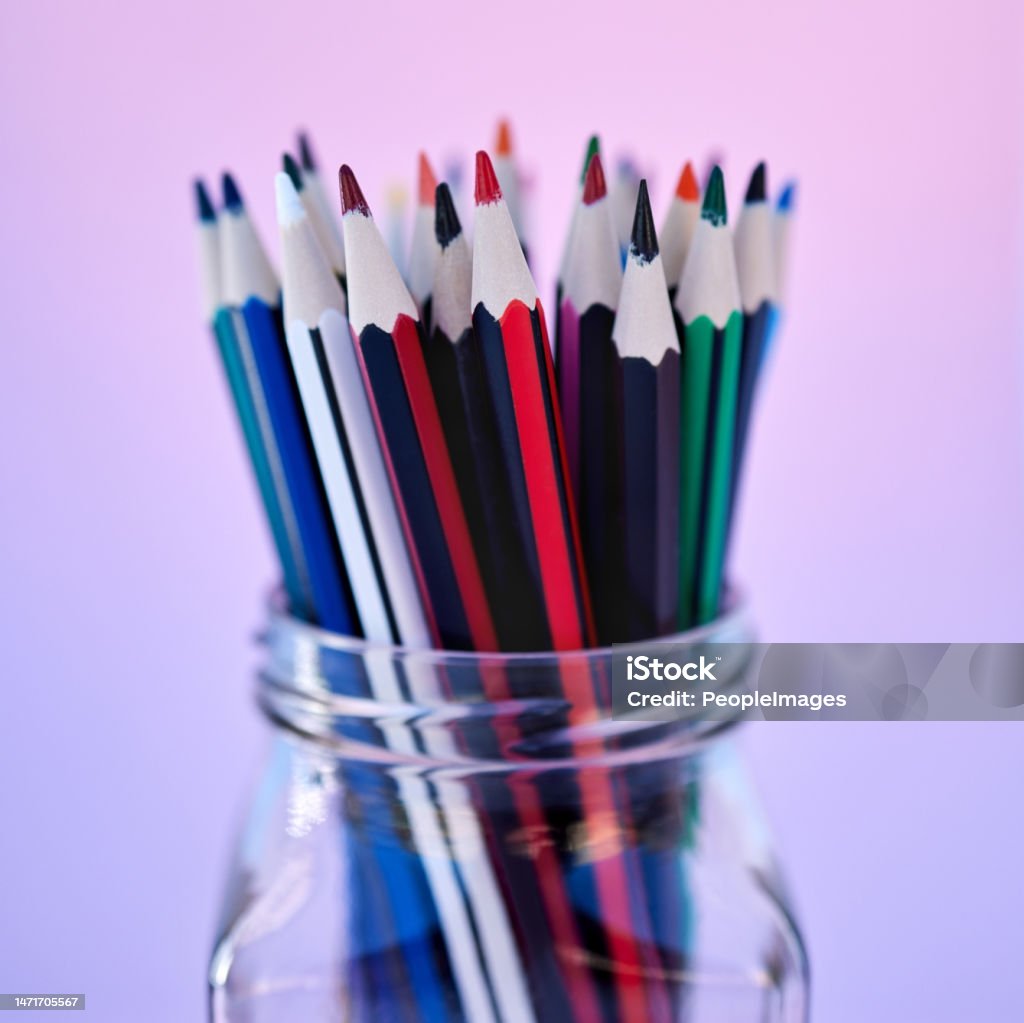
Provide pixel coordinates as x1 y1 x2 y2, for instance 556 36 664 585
193 179 313 618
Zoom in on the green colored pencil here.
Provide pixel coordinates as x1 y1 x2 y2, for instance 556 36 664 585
674 166 743 625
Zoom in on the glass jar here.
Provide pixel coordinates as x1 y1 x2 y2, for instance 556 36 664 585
209 595 809 1022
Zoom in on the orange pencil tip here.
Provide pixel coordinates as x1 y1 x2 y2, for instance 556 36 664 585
475 151 502 205
494 118 513 156
418 152 437 207
676 161 700 201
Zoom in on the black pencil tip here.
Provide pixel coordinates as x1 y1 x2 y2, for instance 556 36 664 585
629 180 658 263
221 172 243 212
702 166 727 226
745 162 767 203
282 152 304 191
297 132 317 171
194 178 216 223
434 183 463 248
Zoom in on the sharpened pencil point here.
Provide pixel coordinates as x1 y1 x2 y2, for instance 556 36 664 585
418 152 437 207
339 165 371 217
495 119 513 156
580 135 600 184
221 172 243 212
745 162 767 203
582 152 607 205
297 132 317 171
434 183 462 248
777 180 797 212
194 178 216 223
676 162 699 201
702 166 727 227
630 180 658 263
474 151 502 205
274 171 306 227
282 152 304 192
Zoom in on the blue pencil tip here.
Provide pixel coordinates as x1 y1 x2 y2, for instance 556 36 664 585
194 178 216 223
221 172 244 212
777 181 797 213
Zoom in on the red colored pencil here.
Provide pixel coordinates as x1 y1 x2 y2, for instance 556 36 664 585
340 164 497 653
473 150 669 1023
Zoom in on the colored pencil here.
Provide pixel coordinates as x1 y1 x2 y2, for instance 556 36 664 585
612 181 689 1013
660 161 700 303
492 119 527 260
674 166 743 625
557 153 623 642
340 164 497 653
408 153 439 327
728 162 778 549
283 151 348 290
296 132 348 290
196 179 313 618
554 134 600 360
613 180 680 641
219 172 356 630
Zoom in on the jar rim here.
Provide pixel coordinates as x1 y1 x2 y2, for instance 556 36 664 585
263 585 753 663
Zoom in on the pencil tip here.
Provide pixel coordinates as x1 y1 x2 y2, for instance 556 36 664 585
418 152 437 207
777 180 798 212
582 151 607 205
580 135 600 184
282 152 304 191
434 183 462 248
297 132 317 171
495 119 513 156
339 165 371 217
630 180 658 263
221 172 243 212
676 161 699 201
274 171 306 226
474 151 502 205
745 162 767 203
194 178 216 223
702 166 727 227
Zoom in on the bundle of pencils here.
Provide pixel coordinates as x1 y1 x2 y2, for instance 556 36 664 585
194 123 796 1022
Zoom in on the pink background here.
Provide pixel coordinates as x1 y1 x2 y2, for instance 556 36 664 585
1 0 1023 1019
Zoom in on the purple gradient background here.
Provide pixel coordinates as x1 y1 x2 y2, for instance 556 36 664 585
2 0 1024 1019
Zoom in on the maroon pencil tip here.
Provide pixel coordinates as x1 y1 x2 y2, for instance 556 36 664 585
339 164 370 216
582 152 607 205
474 151 502 206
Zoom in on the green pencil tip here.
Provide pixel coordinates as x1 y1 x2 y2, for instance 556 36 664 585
702 166 727 226
580 134 600 184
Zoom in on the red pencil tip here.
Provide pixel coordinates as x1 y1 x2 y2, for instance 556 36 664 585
676 161 699 201
418 152 437 207
495 119 513 156
582 152 607 205
474 151 502 205
339 164 370 216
